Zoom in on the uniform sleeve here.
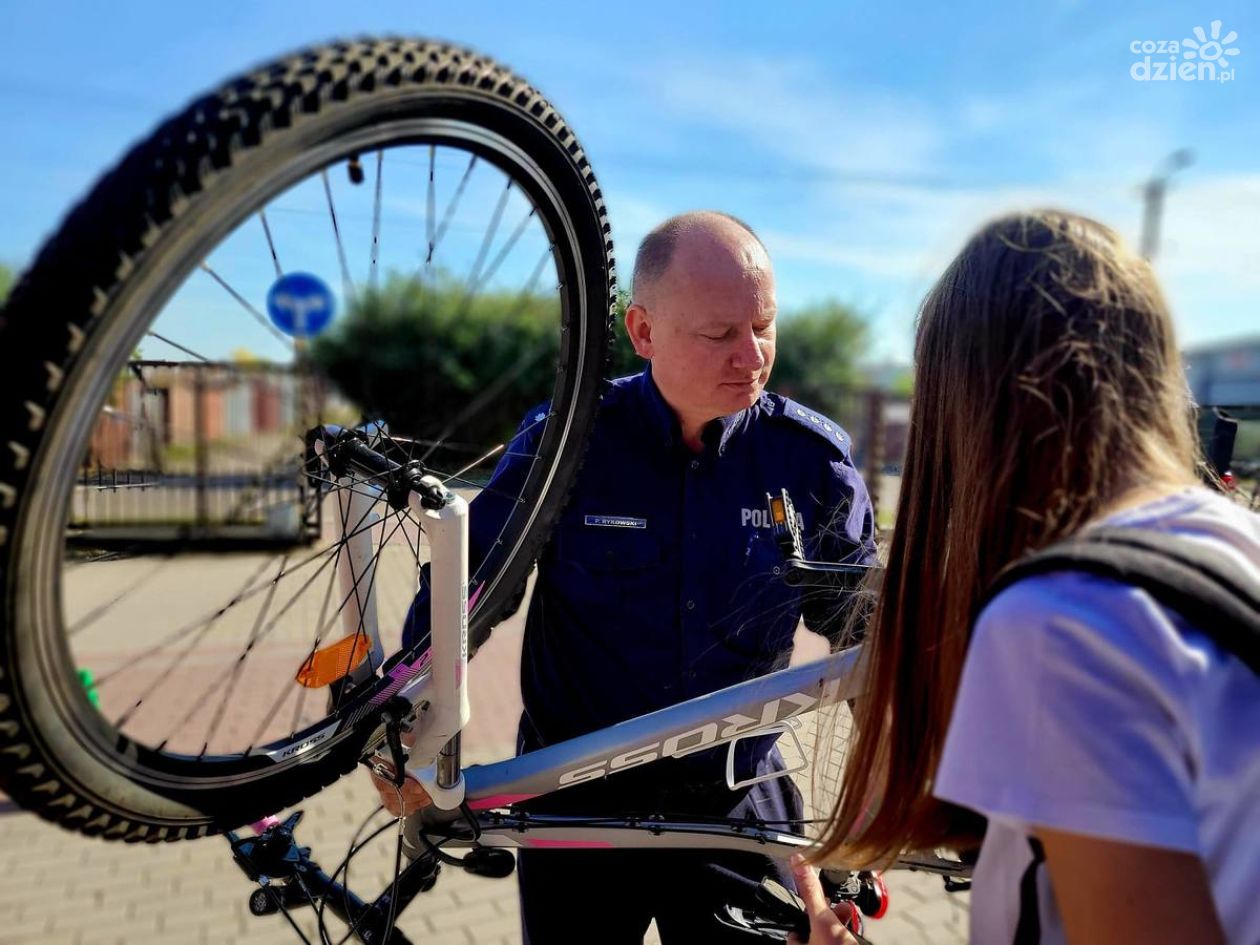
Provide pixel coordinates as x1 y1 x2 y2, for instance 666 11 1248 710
933 574 1202 853
800 455 878 645
402 405 547 649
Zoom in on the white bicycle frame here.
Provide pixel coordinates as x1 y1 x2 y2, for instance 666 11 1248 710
325 455 963 877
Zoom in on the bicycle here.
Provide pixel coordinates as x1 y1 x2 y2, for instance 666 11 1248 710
0 38 966 942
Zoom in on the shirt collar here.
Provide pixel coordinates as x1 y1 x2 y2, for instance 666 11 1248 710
711 407 751 456
635 364 757 457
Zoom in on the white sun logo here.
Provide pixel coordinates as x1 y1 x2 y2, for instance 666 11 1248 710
1183 20 1241 64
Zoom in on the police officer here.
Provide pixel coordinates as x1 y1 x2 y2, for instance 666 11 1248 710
380 210 876 943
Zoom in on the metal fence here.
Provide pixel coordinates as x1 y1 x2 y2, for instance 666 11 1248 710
820 386 910 527
68 360 323 547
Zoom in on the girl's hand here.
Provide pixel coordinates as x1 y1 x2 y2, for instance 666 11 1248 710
786 854 862 945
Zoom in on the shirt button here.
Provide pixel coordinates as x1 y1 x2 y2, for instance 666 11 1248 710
689 460 700 471
686 600 696 610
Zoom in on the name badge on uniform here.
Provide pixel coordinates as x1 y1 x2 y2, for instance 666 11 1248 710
584 515 647 529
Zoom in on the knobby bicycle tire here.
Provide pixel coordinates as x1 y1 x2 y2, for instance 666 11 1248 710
0 37 615 841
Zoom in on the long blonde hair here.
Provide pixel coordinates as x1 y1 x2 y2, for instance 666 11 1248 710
814 209 1199 865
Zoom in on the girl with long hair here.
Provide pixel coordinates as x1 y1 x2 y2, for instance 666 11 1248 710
791 210 1259 944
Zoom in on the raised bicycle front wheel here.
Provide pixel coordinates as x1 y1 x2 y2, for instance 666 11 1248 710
0 38 614 841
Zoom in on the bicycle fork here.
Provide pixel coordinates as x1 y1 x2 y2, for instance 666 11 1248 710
400 478 470 808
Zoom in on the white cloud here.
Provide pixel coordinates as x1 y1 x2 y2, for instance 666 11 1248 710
1158 173 1260 288
580 51 1256 355
761 169 1259 359
636 55 945 179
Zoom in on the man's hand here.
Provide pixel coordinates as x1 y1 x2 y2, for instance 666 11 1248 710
786 854 861 945
368 759 434 817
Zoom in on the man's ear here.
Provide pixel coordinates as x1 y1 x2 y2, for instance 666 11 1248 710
624 301 654 359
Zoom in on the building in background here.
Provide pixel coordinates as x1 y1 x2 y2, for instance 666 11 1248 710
1185 336 1260 416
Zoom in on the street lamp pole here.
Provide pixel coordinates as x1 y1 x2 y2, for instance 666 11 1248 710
1140 148 1194 261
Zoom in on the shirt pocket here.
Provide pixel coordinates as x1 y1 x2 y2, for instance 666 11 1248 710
551 523 670 622
558 521 663 573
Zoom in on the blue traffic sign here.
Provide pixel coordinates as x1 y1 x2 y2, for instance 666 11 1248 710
267 272 336 338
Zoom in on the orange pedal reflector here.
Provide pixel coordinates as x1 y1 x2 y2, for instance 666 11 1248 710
296 635 372 689
769 495 787 525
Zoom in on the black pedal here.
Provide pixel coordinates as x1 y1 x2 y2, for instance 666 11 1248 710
461 847 516 879
754 877 810 937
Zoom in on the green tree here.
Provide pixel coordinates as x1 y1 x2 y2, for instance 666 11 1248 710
888 368 914 398
0 263 14 303
309 274 567 478
769 300 870 424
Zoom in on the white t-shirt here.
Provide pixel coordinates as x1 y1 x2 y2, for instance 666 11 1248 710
934 487 1260 945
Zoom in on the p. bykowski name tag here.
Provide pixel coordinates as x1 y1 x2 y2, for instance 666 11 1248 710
584 515 647 529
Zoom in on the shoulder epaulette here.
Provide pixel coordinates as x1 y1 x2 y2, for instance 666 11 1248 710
768 395 852 456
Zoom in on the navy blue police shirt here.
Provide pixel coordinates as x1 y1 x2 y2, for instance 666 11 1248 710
404 366 876 766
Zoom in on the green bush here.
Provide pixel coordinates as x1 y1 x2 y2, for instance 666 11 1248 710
309 274 569 476
765 300 870 427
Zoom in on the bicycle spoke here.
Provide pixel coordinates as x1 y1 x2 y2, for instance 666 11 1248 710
332 505 400 712
281 527 350 743
196 556 290 757
423 145 436 276
93 496 389 687
422 346 549 463
465 179 512 293
145 331 211 362
67 554 176 637
321 169 355 299
369 150 383 291
418 466 524 504
199 263 294 347
201 510 409 753
473 205 537 294
428 153 478 265
335 498 391 703
112 553 282 728
263 489 361 749
259 209 284 278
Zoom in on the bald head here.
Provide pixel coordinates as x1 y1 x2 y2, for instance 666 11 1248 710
631 210 771 306
623 211 777 448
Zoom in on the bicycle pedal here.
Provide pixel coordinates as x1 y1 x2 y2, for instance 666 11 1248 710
714 905 793 940
461 846 516 879
754 878 811 939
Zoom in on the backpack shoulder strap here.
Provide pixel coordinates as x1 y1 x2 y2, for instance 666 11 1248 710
984 527 1260 676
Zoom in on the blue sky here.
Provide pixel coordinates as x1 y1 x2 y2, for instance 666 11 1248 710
2 0 1256 363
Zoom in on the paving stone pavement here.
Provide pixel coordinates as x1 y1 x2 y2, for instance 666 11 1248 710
1 544 968 944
